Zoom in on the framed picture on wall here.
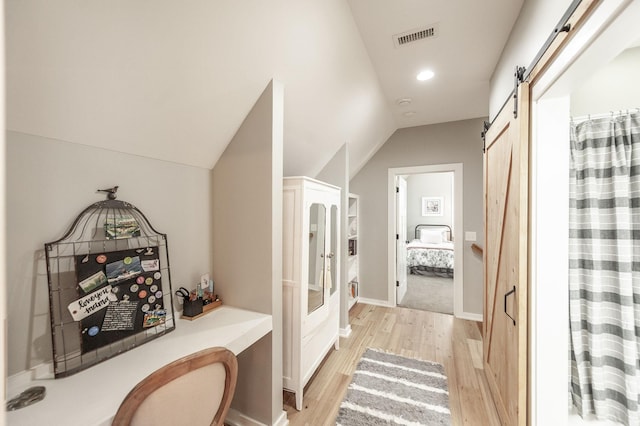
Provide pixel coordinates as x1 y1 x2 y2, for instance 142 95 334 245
422 197 443 216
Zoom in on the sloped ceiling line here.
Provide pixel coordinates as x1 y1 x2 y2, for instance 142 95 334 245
7 0 522 178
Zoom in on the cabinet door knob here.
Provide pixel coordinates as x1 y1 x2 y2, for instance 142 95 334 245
326 253 334 259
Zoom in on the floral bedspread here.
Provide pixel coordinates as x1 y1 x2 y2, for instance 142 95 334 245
407 247 454 270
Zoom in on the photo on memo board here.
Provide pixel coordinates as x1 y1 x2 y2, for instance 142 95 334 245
422 197 443 216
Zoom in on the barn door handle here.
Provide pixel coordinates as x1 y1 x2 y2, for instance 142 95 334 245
504 286 516 325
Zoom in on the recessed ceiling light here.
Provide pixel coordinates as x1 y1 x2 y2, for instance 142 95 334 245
403 111 417 117
416 70 435 81
397 98 412 106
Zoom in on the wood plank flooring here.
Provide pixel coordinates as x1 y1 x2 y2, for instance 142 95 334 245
284 303 500 426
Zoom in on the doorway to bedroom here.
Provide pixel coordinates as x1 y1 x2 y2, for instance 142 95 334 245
387 163 463 317
399 172 454 314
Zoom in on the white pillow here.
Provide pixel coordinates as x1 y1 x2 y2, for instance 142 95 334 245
420 229 443 244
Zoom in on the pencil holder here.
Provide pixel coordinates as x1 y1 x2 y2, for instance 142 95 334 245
182 299 203 317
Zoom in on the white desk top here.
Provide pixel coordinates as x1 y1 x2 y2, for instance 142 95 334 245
6 306 272 426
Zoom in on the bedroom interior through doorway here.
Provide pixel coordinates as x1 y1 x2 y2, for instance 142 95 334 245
387 163 463 317
397 171 455 315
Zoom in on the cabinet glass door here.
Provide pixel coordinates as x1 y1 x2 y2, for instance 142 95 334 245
329 205 338 296
308 203 326 314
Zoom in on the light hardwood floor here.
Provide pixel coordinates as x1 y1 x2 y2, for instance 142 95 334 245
284 303 501 426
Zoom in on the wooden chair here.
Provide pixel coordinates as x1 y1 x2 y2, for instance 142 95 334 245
113 347 238 426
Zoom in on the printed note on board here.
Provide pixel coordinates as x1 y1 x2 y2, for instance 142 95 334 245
67 285 113 321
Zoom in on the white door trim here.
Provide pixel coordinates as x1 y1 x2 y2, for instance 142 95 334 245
396 176 408 304
387 163 464 317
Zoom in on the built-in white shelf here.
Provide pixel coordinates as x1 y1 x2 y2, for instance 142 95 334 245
347 193 359 310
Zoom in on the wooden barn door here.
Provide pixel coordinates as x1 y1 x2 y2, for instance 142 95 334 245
483 81 529 426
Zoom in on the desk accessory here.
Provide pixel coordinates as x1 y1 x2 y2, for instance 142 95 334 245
181 299 223 321
6 387 46 411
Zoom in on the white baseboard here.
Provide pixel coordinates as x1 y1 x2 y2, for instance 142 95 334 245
339 325 352 338
457 311 483 322
226 408 264 426
226 409 288 426
357 298 482 323
358 297 394 308
273 411 289 426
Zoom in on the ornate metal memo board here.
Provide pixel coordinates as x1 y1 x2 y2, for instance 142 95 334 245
45 187 175 378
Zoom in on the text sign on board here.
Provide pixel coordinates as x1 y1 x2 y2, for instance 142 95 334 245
67 285 113 321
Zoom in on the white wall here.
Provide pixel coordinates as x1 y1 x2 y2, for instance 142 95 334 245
211 80 284 425
6 132 212 376
350 118 484 315
571 46 640 116
406 172 453 240
490 0 573 119
1 3 7 422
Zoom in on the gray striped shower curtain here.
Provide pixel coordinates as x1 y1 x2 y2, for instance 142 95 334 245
569 111 640 426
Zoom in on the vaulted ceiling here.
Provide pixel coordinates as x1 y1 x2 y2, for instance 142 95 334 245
6 0 522 178
347 0 523 129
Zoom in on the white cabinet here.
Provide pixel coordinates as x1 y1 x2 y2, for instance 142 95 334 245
282 177 340 410
347 193 359 309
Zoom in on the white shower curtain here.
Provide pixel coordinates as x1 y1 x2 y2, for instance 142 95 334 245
569 111 640 426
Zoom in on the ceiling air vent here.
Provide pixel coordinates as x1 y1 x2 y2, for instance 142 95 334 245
393 23 439 48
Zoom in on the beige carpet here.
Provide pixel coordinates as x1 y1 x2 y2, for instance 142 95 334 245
398 273 453 315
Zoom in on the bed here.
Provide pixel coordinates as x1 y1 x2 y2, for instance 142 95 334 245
407 224 454 277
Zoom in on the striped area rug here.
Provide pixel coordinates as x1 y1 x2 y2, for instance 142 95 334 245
335 348 451 425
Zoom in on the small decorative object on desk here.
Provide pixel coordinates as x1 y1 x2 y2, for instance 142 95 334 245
177 280 222 320
6 386 46 411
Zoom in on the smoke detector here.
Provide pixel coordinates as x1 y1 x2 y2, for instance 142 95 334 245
393 23 439 48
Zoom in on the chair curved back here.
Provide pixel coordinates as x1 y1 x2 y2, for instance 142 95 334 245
113 347 238 426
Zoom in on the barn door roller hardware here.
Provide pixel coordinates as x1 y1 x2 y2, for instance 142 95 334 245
480 0 579 152
513 66 526 119
480 65 525 152
481 120 491 153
